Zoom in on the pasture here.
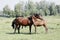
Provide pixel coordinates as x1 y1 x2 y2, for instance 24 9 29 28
0 16 60 40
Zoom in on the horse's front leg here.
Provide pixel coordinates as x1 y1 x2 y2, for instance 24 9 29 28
29 25 32 34
43 24 48 33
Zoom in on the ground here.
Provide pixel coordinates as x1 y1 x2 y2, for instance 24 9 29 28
0 16 60 40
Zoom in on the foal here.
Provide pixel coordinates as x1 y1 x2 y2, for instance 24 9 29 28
32 15 48 33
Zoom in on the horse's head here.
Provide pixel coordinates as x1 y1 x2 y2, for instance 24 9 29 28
28 13 40 21
33 13 40 19
33 13 43 20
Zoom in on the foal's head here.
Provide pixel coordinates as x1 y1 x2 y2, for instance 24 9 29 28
33 13 40 19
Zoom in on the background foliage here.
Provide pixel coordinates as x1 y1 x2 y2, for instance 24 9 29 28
0 0 60 17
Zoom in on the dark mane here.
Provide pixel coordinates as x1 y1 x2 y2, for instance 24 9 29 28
28 15 33 24
34 13 40 17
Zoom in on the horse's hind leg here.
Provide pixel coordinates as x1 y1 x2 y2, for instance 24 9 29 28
22 26 23 29
43 24 48 33
14 24 16 34
18 25 20 34
14 24 18 34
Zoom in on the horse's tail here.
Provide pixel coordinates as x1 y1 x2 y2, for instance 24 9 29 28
11 19 16 29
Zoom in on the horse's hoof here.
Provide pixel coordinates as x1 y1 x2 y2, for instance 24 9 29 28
13 32 16 34
29 33 31 34
45 32 48 34
18 32 20 34
35 32 36 34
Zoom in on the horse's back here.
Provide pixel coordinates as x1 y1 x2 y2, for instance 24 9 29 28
16 17 30 25
33 18 46 26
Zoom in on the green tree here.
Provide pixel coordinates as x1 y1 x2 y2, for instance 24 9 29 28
14 3 23 17
56 5 60 15
25 0 37 16
49 3 58 15
3 5 11 16
36 1 50 16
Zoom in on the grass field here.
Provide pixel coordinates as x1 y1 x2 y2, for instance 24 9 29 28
0 16 60 40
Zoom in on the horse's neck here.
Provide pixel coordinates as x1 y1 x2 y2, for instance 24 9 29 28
32 18 42 22
28 16 32 21
28 16 34 24
32 18 37 23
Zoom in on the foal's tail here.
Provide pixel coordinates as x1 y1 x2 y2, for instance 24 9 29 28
11 19 16 29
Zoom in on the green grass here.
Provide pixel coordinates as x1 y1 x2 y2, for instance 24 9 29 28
0 16 60 40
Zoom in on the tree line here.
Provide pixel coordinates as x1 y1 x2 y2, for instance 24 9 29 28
1 0 60 17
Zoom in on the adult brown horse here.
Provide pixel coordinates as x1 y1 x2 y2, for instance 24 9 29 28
11 14 41 34
32 15 48 33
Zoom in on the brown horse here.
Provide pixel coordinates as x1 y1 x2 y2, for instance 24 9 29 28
32 15 48 33
12 16 34 34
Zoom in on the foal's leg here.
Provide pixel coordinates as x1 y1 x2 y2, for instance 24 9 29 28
43 24 48 33
34 25 36 33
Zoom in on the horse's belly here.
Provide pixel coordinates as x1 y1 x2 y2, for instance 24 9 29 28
22 22 28 25
21 20 29 25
